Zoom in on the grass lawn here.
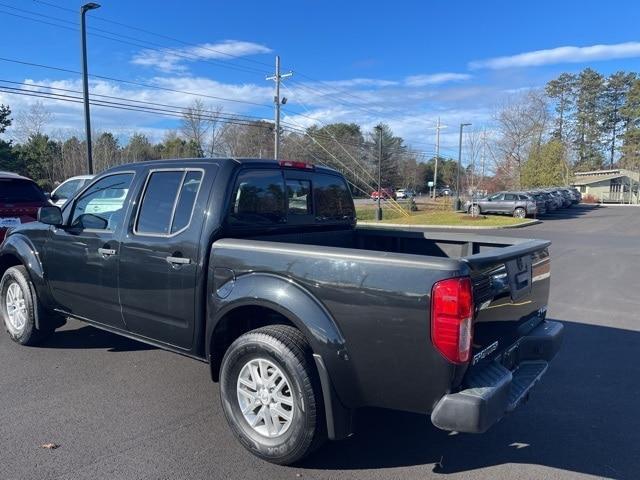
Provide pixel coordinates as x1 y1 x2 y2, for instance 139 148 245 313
356 205 528 227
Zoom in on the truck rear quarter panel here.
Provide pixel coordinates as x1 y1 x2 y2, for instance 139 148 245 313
209 239 466 413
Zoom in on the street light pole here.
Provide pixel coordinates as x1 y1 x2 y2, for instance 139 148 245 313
81 2 100 175
455 122 471 210
376 125 383 221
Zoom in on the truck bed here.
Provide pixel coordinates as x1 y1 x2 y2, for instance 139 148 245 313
211 226 551 414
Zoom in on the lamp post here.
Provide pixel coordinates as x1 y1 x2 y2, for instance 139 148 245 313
455 122 471 210
375 125 383 221
81 2 100 175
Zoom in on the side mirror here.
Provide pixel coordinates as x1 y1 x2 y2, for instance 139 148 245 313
37 206 63 226
73 213 108 230
44 192 51 200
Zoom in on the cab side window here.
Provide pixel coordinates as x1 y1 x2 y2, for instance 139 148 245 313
135 170 204 236
71 173 134 231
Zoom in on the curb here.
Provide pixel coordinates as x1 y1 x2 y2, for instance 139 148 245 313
357 219 542 230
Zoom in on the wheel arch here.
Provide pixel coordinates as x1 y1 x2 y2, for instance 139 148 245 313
206 273 356 440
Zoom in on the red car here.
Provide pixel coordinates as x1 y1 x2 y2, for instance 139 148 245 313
370 188 396 201
0 172 49 242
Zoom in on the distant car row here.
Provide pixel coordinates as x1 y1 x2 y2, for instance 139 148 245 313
370 188 417 200
464 188 581 218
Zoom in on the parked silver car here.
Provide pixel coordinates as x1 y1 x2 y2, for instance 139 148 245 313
464 191 538 218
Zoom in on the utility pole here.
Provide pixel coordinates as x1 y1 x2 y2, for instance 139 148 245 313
376 125 383 221
455 122 471 211
80 2 100 175
266 55 292 160
432 117 446 199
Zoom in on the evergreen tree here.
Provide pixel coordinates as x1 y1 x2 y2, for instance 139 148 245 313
602 71 636 167
619 79 640 172
545 73 576 142
573 68 605 170
521 140 567 187
367 123 405 188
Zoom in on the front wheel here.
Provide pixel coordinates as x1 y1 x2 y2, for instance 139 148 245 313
219 325 325 465
0 266 55 346
513 207 527 219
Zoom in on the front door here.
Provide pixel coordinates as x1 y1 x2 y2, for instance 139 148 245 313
118 167 212 349
485 193 504 213
46 172 135 329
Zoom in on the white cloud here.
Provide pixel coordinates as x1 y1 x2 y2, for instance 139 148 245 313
131 40 272 73
404 73 471 87
469 41 640 70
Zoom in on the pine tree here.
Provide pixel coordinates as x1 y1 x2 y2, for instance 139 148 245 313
545 73 576 142
602 72 636 167
619 79 640 172
574 68 605 170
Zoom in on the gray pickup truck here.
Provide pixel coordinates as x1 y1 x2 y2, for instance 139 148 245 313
0 158 562 465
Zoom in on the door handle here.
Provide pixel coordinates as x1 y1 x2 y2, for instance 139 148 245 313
98 248 117 257
166 256 191 266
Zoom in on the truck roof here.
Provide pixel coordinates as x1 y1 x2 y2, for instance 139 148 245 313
106 157 342 176
0 171 33 181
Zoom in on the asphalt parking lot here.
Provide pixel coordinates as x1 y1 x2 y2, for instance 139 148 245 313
1 204 639 480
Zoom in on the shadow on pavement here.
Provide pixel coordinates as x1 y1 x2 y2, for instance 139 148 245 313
301 319 639 479
43 324 156 352
537 204 600 221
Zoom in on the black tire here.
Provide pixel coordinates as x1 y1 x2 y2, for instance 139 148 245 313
219 325 325 465
0 265 57 346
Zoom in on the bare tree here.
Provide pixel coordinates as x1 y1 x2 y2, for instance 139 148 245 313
494 90 550 189
206 105 227 157
14 101 54 143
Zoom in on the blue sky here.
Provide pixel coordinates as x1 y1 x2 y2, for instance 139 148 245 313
1 0 640 157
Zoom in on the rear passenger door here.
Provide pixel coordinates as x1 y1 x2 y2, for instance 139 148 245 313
118 166 214 349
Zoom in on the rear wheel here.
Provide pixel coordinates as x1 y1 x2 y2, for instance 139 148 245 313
513 207 527 219
469 205 481 216
0 266 57 346
219 325 325 465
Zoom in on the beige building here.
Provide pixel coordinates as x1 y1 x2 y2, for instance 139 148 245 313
571 169 640 203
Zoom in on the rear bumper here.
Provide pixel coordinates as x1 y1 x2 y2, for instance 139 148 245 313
430 320 563 433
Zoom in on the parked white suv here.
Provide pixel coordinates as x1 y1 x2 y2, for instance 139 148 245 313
49 175 94 207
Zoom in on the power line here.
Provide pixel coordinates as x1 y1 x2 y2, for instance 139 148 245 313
0 56 272 109
21 1 446 140
6 3 458 154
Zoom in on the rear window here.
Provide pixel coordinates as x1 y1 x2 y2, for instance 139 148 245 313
286 179 312 215
313 174 355 222
229 169 286 225
0 179 46 203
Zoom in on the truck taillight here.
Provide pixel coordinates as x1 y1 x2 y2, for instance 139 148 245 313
431 277 474 364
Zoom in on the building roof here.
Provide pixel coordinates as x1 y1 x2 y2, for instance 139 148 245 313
573 168 640 184
571 173 626 185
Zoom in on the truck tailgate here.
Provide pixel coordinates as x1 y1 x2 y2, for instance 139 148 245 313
463 238 552 366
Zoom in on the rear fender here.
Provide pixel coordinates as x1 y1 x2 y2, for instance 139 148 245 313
207 272 357 438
